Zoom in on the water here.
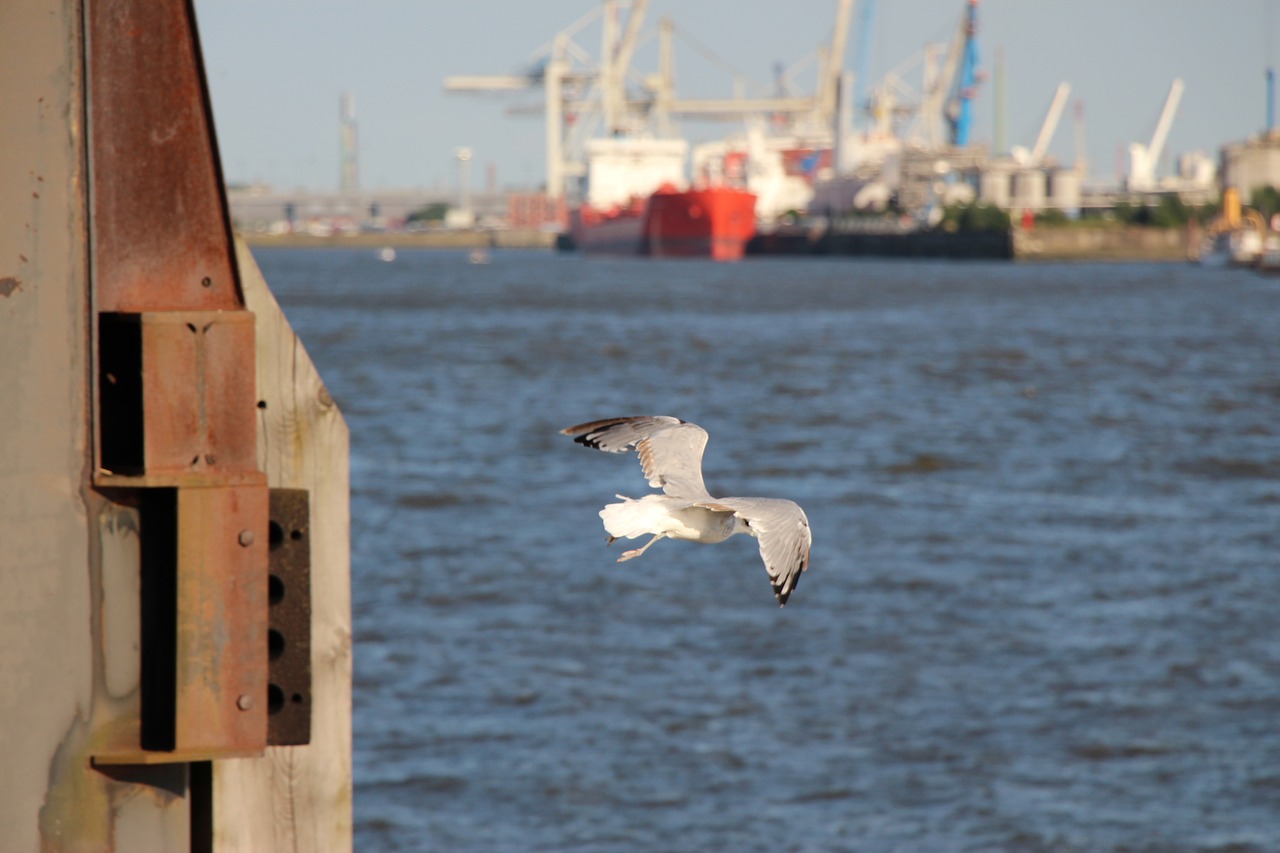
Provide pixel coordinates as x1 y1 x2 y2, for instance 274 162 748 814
253 248 1280 852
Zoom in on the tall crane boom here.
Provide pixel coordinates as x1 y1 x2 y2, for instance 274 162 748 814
1127 78 1184 191
946 0 979 146
816 0 855 123
1147 78 1184 168
851 0 877 130
1029 82 1071 166
599 0 648 135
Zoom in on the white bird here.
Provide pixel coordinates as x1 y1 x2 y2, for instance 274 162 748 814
561 416 812 606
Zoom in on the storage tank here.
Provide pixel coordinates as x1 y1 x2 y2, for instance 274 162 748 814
979 168 1012 208
1012 169 1047 210
1046 168 1081 215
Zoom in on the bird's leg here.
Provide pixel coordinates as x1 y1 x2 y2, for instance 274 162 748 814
617 533 665 563
605 535 618 547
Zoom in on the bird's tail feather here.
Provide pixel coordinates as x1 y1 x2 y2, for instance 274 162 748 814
599 494 676 540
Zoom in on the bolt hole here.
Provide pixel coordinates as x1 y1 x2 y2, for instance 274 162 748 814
201 277 213 288
268 629 285 661
291 693 304 705
186 322 197 333
269 520 284 549
269 574 285 605
290 529 303 541
268 683 284 715
257 400 268 409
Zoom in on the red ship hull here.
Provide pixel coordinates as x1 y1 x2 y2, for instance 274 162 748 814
570 186 756 261
647 186 757 261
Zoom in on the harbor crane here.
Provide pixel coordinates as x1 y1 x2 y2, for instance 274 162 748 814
944 0 980 146
443 0 846 200
1126 78 1184 192
874 0 981 150
1011 82 1071 167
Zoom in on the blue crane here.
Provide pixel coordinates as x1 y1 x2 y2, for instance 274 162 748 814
947 0 980 146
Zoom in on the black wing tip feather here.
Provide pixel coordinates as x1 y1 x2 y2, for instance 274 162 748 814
562 417 632 450
560 416 686 450
772 552 808 606
571 431 602 449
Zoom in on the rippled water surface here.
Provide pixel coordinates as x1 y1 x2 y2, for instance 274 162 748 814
253 248 1280 852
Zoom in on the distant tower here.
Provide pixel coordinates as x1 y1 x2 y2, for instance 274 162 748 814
1073 98 1087 176
455 147 472 214
993 47 1005 155
1267 67 1275 132
339 92 359 194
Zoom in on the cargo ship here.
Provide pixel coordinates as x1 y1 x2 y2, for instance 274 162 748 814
571 183 758 261
568 138 757 261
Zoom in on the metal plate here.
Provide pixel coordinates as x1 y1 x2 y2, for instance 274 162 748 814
173 485 268 756
268 488 312 746
95 484 268 764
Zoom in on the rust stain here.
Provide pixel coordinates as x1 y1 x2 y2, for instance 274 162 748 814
0 276 21 297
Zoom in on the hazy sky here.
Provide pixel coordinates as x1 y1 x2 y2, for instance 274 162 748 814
194 0 1276 193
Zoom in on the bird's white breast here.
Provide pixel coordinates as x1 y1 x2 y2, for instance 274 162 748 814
668 504 739 544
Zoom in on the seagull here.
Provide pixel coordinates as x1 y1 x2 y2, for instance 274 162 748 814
560 416 812 606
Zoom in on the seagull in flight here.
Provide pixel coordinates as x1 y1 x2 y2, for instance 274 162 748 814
561 416 812 606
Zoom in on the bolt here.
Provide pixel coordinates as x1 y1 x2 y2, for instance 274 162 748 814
237 694 253 711
201 276 213 288
238 529 255 547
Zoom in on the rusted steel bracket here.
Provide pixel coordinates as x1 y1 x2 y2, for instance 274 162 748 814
95 487 268 765
97 311 259 484
88 0 272 765
268 489 313 746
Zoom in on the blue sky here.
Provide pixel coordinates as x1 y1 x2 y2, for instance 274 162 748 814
194 0 1276 192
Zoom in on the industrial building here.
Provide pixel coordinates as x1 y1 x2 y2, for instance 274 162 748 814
1221 130 1280 205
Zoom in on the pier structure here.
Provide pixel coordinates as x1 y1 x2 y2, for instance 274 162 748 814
1 0 352 849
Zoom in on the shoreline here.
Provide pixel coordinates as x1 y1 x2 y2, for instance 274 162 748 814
241 225 1194 262
240 229 557 250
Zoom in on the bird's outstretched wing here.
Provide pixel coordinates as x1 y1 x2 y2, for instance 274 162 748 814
561 416 712 499
707 497 811 606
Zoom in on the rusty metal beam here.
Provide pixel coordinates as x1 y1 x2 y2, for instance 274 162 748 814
88 0 241 313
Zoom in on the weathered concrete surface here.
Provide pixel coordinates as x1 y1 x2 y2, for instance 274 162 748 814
0 0 95 848
1013 226 1191 262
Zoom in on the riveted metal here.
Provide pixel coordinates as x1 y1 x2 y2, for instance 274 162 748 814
95 486 268 764
267 488 312 746
174 486 266 755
